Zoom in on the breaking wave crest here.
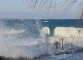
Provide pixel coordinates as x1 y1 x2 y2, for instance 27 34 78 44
0 19 55 59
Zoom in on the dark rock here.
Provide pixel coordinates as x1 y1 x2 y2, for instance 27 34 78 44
0 57 2 60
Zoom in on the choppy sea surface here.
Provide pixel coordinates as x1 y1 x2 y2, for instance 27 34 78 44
0 19 83 58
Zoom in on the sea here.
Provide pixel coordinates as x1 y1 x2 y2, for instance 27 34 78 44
0 19 83 59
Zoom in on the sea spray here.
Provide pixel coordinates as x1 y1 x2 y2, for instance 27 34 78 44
35 20 55 56
0 19 56 59
1 19 83 59
41 27 51 54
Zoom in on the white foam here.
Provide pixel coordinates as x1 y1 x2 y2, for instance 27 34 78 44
0 25 55 59
0 36 54 58
43 21 49 22
10 29 25 34
0 29 25 35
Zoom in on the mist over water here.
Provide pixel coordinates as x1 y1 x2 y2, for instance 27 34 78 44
0 19 83 59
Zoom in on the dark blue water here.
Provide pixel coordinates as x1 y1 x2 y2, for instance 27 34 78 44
0 19 83 37
41 19 83 36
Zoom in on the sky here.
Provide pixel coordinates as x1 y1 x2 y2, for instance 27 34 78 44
0 0 82 19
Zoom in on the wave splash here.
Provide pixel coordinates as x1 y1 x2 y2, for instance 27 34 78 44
0 19 55 59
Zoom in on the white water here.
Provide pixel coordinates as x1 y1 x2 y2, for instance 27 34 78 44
0 20 83 59
0 21 56 59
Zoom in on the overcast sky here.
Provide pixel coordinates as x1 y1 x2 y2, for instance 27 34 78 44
0 0 82 19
